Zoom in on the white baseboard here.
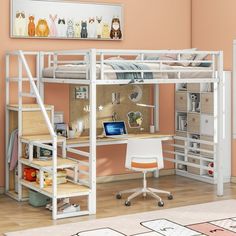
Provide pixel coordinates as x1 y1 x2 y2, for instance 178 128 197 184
231 176 236 183
0 187 4 194
97 169 175 184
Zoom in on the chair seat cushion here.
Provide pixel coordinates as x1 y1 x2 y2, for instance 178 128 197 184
131 157 157 169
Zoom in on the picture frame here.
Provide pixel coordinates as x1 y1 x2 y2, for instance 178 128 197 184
10 0 124 40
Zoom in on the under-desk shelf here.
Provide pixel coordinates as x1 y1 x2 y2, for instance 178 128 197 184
7 104 54 111
20 179 90 198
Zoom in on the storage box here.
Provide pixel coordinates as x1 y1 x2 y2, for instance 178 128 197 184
200 115 214 136
201 93 213 114
29 189 51 207
175 92 187 111
200 135 214 158
24 168 37 182
187 157 200 175
187 83 200 92
187 113 200 134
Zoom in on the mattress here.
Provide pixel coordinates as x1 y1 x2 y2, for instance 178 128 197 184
42 63 212 80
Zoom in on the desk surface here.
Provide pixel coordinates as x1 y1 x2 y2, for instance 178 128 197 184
66 133 173 146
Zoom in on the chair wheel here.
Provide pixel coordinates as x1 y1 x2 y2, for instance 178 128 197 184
125 200 131 206
168 194 173 200
158 200 164 207
116 193 122 199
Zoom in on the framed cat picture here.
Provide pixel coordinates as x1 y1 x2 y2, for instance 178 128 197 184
10 0 124 40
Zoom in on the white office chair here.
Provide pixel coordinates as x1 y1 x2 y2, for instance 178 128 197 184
116 138 173 207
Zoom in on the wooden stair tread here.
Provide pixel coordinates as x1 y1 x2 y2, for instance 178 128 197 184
8 104 54 110
21 157 77 168
21 180 90 197
21 135 66 142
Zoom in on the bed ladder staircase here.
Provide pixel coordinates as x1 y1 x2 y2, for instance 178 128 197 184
5 51 93 219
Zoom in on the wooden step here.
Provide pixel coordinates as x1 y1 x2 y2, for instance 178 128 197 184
20 157 78 169
21 135 66 143
7 104 54 111
21 179 90 198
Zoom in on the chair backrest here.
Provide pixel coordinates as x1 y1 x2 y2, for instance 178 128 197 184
125 138 164 170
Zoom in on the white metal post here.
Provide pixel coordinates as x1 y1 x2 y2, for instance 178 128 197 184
89 49 97 214
216 51 224 196
18 55 23 201
5 54 10 192
154 84 159 131
39 52 45 101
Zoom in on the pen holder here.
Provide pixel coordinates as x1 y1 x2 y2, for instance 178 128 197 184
150 125 155 133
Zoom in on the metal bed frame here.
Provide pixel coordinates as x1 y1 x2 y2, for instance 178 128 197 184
5 49 226 219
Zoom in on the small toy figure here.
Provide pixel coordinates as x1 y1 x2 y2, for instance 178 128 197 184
102 22 110 38
36 19 49 37
96 16 102 38
88 17 96 38
28 15 35 37
110 17 122 39
14 11 27 36
57 18 66 37
49 14 58 37
66 19 75 38
81 21 88 38
74 22 81 38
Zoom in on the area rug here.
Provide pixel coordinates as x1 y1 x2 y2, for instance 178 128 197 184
5 199 236 236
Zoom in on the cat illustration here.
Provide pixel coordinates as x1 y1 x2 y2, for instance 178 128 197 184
74 22 81 38
36 19 49 37
110 17 122 39
88 17 96 38
66 19 74 38
102 22 110 39
49 14 58 37
57 18 66 37
80 21 88 38
14 11 27 36
96 16 102 38
28 15 35 37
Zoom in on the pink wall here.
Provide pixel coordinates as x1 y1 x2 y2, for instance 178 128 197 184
0 0 191 187
191 0 236 176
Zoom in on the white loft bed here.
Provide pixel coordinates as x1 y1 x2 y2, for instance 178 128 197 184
5 49 227 220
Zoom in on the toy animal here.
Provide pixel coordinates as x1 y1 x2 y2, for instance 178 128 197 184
96 16 102 38
80 21 88 38
36 19 49 37
88 17 96 38
57 18 66 37
14 11 27 36
74 22 81 38
66 19 74 38
28 15 35 37
49 14 58 37
102 22 110 38
110 17 122 39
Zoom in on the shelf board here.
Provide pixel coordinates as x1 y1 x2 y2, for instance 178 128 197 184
7 104 54 111
20 157 78 170
21 179 90 198
21 135 66 143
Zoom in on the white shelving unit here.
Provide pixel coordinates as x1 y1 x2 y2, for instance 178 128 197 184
174 76 231 184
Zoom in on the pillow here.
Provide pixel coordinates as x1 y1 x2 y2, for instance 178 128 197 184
107 56 124 60
191 53 208 66
176 48 197 67
199 62 211 67
135 54 160 61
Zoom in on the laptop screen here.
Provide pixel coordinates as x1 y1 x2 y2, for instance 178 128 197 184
103 121 127 136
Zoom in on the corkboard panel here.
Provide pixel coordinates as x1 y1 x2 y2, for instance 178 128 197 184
69 85 152 136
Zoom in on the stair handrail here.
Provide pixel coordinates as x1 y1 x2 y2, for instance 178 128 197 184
18 50 56 139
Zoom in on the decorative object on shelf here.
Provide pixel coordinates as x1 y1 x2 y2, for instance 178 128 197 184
54 123 68 137
178 164 187 171
127 111 143 128
178 115 187 131
190 93 198 112
112 92 120 104
11 0 123 40
136 103 156 133
54 111 64 124
191 135 200 154
128 85 142 102
208 162 214 177
75 86 89 100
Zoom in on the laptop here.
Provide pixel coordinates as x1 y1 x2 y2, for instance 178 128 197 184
103 121 128 138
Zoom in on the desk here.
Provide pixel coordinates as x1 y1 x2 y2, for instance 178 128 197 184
66 133 173 148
